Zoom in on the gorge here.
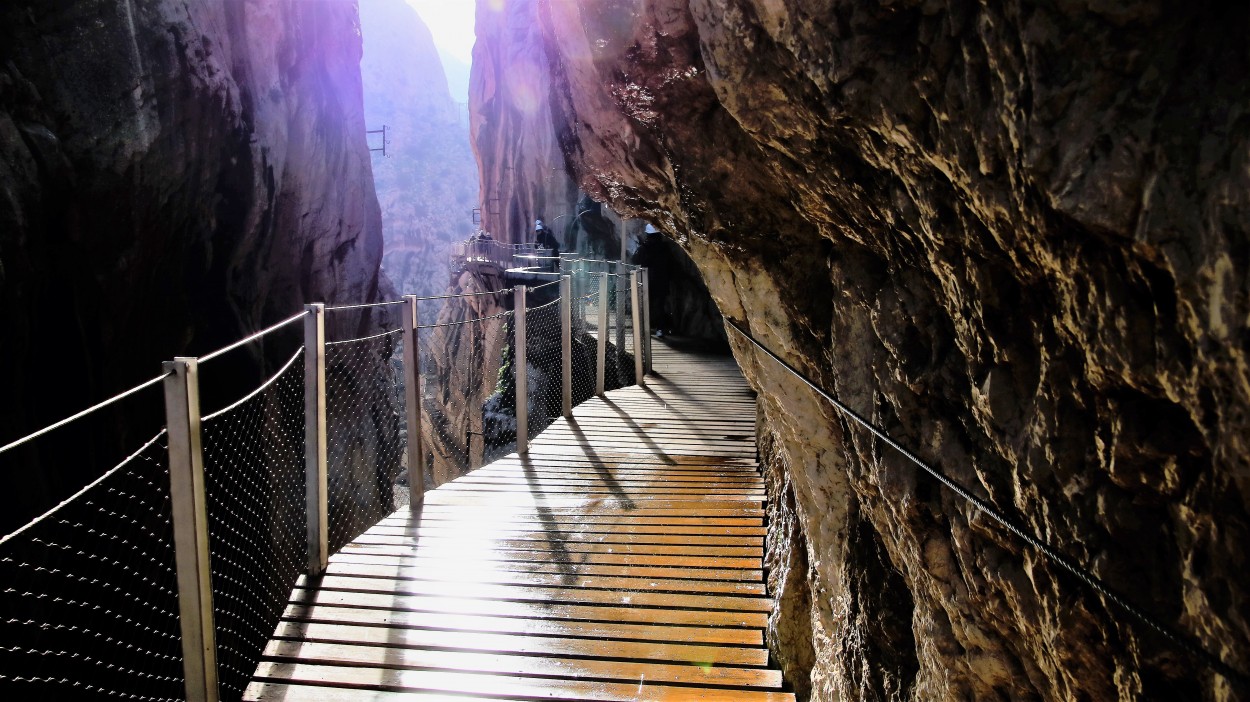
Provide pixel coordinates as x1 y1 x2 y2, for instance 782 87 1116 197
0 0 1246 700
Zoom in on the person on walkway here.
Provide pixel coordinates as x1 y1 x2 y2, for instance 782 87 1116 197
534 219 560 255
632 223 671 338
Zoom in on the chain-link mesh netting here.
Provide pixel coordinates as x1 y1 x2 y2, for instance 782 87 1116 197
200 349 306 699
324 330 406 553
0 432 183 701
524 297 563 441
616 274 637 387
420 311 513 486
573 288 601 402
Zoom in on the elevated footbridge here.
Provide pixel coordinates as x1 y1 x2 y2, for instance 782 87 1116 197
0 253 795 701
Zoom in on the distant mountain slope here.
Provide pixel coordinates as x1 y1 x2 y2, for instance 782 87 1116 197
361 0 479 297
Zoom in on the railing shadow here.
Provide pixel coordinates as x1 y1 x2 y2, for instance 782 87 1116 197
561 417 637 510
518 453 580 586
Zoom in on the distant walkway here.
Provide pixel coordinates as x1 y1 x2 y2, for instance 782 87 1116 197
245 340 795 701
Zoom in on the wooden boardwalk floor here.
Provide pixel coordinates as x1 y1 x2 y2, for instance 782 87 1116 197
245 340 794 701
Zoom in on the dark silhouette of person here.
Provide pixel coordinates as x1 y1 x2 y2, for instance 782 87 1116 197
534 219 560 254
632 223 671 337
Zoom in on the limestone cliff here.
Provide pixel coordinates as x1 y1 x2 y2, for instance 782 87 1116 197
471 0 581 245
0 0 384 530
486 0 1250 699
361 0 480 298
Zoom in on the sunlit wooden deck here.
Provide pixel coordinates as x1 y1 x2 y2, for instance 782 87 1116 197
244 340 795 701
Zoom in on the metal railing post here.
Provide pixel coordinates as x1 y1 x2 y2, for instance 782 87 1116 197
163 357 219 702
615 270 627 383
642 268 653 374
560 275 573 417
596 272 608 395
631 270 644 385
303 304 328 575
515 285 529 454
402 295 425 508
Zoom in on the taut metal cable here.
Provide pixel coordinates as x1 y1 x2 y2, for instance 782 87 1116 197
0 372 170 458
325 328 403 347
325 300 406 311
418 309 514 330
199 310 308 363
0 429 169 546
724 319 1250 687
201 347 305 422
417 288 513 301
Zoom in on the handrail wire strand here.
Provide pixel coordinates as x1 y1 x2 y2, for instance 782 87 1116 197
527 298 561 313
418 308 514 330
202 347 305 422
0 371 171 457
199 310 308 363
0 429 169 547
325 327 403 347
325 300 406 311
724 319 1250 686
417 288 514 301
526 279 561 293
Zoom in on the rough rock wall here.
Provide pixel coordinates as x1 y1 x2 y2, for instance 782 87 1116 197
421 263 511 486
0 0 384 529
471 0 581 244
361 0 480 298
522 1 1250 699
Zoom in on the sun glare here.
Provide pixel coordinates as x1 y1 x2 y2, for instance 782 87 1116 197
404 0 477 65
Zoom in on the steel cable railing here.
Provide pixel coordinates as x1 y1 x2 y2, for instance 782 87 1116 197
0 252 654 701
723 318 1250 688
198 348 306 699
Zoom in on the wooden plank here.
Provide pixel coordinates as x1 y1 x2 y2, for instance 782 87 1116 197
259 640 783 688
328 553 764 584
247 664 796 701
267 621 769 667
375 507 760 524
299 574 773 613
321 559 767 595
349 533 763 557
289 587 769 628
367 524 764 546
337 544 763 570
280 604 764 646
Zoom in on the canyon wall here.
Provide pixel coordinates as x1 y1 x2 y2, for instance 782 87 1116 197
486 0 1249 699
0 0 385 529
361 0 481 298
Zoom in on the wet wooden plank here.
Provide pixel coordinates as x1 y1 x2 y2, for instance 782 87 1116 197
246 664 796 701
266 621 770 666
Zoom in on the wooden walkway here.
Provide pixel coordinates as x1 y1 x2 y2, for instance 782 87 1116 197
245 340 794 701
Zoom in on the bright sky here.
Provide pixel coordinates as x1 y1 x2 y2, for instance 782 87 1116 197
405 0 477 65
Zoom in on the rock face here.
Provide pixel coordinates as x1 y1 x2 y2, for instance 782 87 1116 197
0 1 384 530
361 0 480 298
482 1 1250 699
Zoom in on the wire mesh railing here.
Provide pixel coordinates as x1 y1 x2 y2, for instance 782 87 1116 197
419 308 513 485
525 297 564 442
0 255 654 701
451 238 553 270
199 349 306 699
0 431 184 701
323 326 406 552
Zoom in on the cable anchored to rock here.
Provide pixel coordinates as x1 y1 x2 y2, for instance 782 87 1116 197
724 318 1249 687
